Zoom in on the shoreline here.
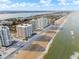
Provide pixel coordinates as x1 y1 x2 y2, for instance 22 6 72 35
7 15 69 59
37 15 69 59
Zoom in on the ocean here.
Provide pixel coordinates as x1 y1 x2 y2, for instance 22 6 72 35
0 11 53 20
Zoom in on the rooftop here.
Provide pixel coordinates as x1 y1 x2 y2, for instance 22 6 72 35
17 24 32 27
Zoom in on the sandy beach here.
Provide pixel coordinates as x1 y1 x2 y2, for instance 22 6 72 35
11 16 66 59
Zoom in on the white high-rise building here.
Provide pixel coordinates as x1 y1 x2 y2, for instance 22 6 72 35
16 24 32 39
0 26 12 47
31 19 38 31
31 17 49 30
0 37 2 48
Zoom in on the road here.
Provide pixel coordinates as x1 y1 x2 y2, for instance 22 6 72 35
44 12 79 59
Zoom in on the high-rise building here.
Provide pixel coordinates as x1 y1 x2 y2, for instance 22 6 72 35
0 36 2 48
0 26 12 47
16 24 32 39
31 19 38 31
31 17 49 30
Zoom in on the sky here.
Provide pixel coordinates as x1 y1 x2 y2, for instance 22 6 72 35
0 0 79 11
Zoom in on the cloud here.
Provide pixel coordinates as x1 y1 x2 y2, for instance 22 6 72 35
58 0 66 5
0 0 79 11
0 0 11 3
58 0 75 6
0 0 54 10
0 0 11 8
73 0 79 5
40 0 52 6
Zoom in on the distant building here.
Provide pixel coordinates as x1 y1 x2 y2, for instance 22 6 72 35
0 37 2 48
31 19 37 31
0 26 12 47
16 24 32 39
31 17 49 30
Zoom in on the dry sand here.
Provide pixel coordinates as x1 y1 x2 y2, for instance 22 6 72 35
11 16 65 59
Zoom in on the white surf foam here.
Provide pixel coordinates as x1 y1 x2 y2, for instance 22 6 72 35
70 52 79 59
